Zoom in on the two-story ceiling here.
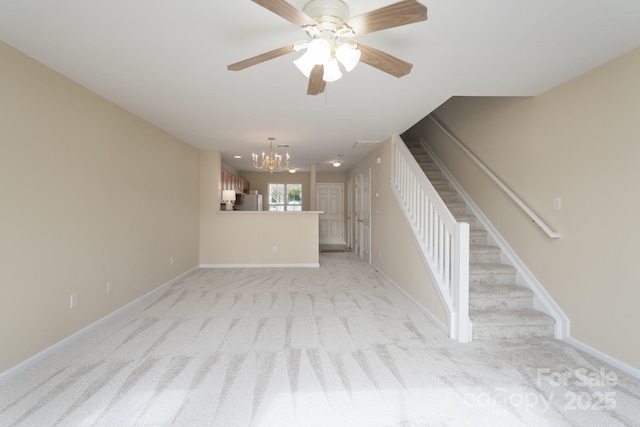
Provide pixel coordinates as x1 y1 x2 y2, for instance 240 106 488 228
1 0 639 172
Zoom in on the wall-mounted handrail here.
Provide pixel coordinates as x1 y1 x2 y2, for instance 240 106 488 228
391 135 471 343
428 114 561 239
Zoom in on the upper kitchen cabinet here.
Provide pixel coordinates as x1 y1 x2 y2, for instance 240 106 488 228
221 170 249 193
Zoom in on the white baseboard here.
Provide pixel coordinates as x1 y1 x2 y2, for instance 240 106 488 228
564 337 640 381
200 263 320 268
0 265 199 385
375 267 449 335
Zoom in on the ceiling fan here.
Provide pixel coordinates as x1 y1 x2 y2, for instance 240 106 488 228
227 0 428 95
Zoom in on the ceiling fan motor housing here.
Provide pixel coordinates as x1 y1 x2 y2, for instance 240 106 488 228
303 0 350 24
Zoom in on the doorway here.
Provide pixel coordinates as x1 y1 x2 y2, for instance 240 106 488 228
316 183 344 245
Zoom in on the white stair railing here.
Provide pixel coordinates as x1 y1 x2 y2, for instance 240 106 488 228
391 136 471 342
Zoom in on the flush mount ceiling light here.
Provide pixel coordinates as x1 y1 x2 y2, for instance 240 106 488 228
332 160 342 167
252 137 291 173
227 0 428 95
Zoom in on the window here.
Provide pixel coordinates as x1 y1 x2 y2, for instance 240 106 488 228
269 183 302 211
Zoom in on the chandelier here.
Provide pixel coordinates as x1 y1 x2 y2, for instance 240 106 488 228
292 4 361 83
252 137 291 173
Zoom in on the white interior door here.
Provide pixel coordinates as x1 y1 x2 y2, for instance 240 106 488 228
361 169 371 262
316 183 344 245
347 178 353 250
355 174 362 256
355 169 371 262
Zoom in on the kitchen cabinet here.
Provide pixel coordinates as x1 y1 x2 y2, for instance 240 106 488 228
221 170 249 194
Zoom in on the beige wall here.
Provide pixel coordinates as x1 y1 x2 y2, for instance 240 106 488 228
404 47 640 369
200 153 319 266
348 140 448 327
0 42 200 372
316 172 347 184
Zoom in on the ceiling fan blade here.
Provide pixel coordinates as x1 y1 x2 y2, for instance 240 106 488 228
307 64 326 95
227 44 296 71
346 0 427 36
252 0 316 27
357 42 413 78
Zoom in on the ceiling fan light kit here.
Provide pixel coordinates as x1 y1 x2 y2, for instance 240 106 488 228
293 54 315 78
323 58 342 82
335 42 360 72
305 38 331 65
228 0 428 95
293 0 359 83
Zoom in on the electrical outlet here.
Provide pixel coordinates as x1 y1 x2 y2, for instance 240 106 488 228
553 196 561 210
170 256 174 265
273 245 278 253
70 293 78 308
107 281 112 293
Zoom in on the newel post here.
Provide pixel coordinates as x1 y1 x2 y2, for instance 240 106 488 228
453 221 471 342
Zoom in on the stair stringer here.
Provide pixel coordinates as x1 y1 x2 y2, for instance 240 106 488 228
418 138 570 339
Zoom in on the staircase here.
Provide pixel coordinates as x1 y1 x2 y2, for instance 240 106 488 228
405 141 555 340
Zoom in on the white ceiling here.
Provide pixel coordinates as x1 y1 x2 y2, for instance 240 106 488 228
2 0 640 173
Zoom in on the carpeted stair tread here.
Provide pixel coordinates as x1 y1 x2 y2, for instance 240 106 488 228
438 190 458 203
469 262 516 285
470 244 501 254
469 244 502 263
469 228 488 245
430 179 449 186
470 282 533 299
470 263 517 274
419 163 440 172
446 202 467 215
469 284 533 310
431 181 451 191
469 308 555 326
454 214 476 223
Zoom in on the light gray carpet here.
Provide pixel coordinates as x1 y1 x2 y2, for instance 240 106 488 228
1 253 639 426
